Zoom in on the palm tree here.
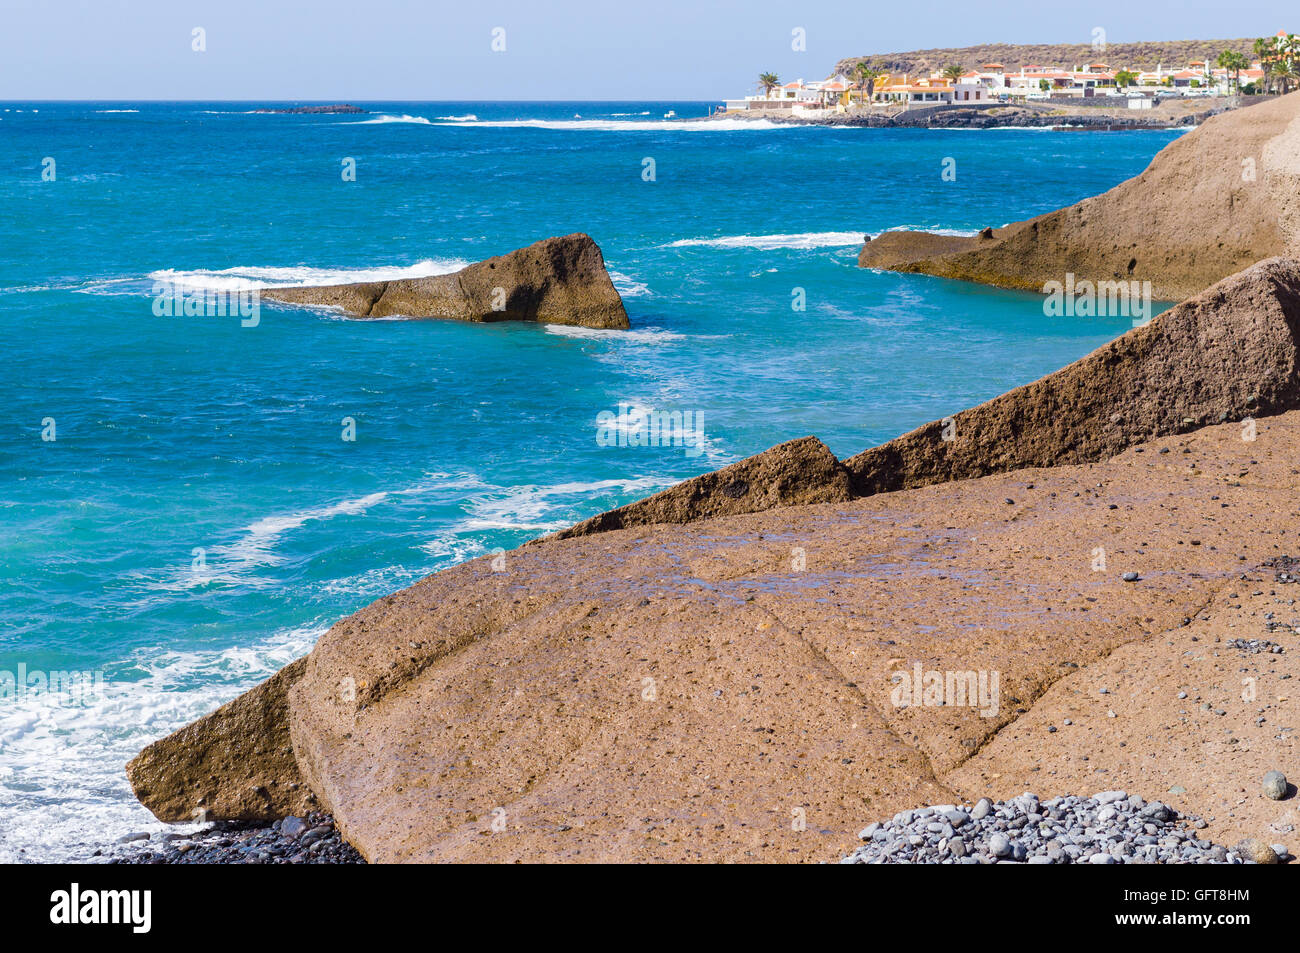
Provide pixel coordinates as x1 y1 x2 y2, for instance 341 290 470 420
856 63 885 105
1277 61 1299 95
942 64 965 84
1255 36 1278 94
1114 69 1138 89
758 72 780 99
1275 34 1300 95
1216 50 1249 94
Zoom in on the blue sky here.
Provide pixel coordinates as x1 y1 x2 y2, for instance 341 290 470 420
0 0 1291 100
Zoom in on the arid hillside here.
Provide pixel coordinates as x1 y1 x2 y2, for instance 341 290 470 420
835 38 1257 76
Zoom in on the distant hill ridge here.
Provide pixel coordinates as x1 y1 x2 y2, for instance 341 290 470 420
834 38 1258 77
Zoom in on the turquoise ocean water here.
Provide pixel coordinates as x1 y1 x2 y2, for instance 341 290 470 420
0 101 1180 860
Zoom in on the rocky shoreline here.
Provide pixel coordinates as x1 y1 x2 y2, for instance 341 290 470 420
120 92 1300 866
753 109 1203 130
251 104 366 115
104 812 365 865
709 100 1239 130
844 792 1291 864
859 92 1300 301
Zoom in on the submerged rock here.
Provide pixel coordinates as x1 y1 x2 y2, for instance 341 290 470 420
262 233 630 329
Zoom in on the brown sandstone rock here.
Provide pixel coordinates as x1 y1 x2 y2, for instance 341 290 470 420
131 409 1300 861
844 257 1300 497
858 92 1300 301
127 249 1300 862
549 436 852 539
286 413 1300 861
127 657 313 822
859 228 1004 268
262 233 630 329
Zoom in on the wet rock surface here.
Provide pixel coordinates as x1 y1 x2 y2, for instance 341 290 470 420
104 813 365 864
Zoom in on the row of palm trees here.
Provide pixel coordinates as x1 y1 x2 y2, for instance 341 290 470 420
755 62 900 106
757 33 1300 107
757 63 889 105
1252 33 1299 94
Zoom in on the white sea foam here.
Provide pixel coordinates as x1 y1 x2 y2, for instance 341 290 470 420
0 624 322 864
881 225 984 237
352 113 435 125
544 325 687 344
227 493 389 566
147 258 468 293
665 231 867 250
436 113 478 122
431 117 783 131
95 109 140 113
71 277 138 296
607 269 650 297
148 490 394 593
456 476 675 532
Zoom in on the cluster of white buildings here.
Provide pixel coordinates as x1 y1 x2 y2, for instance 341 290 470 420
724 55 1269 114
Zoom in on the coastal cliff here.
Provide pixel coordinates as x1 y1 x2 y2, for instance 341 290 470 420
262 233 631 330
124 93 1300 863
859 91 1300 301
127 254 1300 861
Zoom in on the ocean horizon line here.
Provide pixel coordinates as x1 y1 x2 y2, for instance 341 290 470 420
0 97 720 104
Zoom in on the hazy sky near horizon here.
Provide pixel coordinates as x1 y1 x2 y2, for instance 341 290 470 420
1 0 1292 100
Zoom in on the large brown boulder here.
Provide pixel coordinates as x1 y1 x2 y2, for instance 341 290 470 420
859 92 1300 301
126 254 1300 862
126 658 314 822
128 408 1300 862
845 256 1300 496
550 436 853 539
262 233 630 329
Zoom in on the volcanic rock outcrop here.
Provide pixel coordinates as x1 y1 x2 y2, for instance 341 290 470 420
128 199 1300 860
126 658 314 823
262 233 630 330
859 91 1300 301
130 409 1300 861
845 256 1300 496
550 436 852 539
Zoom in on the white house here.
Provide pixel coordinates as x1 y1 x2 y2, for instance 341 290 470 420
877 79 989 104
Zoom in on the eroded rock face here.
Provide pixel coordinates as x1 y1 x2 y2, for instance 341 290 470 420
845 257 1300 496
127 658 313 822
859 92 1300 301
550 436 853 539
262 233 630 329
141 410 1300 862
127 254 1300 862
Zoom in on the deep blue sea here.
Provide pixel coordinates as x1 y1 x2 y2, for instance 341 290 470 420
0 100 1182 860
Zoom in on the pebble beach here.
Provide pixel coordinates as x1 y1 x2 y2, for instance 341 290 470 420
843 792 1292 865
